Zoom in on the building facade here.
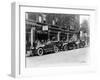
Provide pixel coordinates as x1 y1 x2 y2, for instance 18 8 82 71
25 12 80 49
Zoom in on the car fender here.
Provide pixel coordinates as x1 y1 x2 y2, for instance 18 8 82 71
63 43 68 46
36 44 45 49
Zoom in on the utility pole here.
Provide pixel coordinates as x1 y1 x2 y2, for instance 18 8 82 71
57 32 60 41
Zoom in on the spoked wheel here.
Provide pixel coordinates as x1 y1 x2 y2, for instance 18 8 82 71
54 46 59 53
37 48 44 56
69 45 73 50
73 44 76 49
63 45 68 51
79 42 84 48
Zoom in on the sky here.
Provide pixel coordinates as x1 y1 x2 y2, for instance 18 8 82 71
80 15 89 27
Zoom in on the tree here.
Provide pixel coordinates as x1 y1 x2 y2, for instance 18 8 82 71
80 20 89 34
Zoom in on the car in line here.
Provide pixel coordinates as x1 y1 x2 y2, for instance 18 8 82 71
62 40 86 51
30 41 62 56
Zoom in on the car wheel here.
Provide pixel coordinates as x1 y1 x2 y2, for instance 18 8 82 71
37 48 44 56
54 46 59 53
69 45 73 50
63 45 68 51
76 44 79 49
73 44 76 49
80 42 84 48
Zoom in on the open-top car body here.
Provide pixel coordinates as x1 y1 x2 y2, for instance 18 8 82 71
31 41 62 56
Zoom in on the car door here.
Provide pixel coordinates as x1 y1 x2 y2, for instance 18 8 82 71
44 41 53 52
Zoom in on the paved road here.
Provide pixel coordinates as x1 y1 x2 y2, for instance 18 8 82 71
26 48 89 67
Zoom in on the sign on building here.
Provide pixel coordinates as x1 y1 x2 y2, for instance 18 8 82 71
43 26 48 30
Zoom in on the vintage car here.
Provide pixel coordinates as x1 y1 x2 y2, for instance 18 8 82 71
62 40 86 51
30 41 62 56
79 40 86 48
62 41 77 51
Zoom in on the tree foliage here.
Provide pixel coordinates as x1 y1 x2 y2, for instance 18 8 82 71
80 20 89 34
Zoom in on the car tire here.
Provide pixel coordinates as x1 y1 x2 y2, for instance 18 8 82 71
69 45 73 50
79 42 84 48
73 44 76 49
37 48 44 56
54 46 59 53
63 45 68 51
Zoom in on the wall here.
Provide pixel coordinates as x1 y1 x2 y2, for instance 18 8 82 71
0 0 100 80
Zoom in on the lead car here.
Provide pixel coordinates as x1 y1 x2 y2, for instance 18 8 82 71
30 41 62 56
